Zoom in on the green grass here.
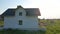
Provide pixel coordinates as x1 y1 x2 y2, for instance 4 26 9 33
0 20 4 26
0 29 45 34
40 19 60 34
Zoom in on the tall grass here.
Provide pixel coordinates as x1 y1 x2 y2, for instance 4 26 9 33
40 19 60 34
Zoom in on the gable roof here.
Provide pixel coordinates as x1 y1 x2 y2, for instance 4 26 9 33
1 6 41 16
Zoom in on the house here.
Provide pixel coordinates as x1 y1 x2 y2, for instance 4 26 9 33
1 5 41 30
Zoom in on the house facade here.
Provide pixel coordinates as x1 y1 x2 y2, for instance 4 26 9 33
1 6 41 30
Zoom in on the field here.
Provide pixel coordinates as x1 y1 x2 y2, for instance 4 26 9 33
40 19 60 34
0 19 60 34
0 20 4 27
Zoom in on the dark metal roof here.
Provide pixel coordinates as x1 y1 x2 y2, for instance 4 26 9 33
2 8 41 16
25 8 40 16
2 9 16 16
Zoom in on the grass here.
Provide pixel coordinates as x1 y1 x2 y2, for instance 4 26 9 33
0 19 60 34
0 29 45 34
40 19 60 34
0 20 4 27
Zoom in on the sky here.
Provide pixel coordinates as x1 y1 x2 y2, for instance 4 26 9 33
0 0 60 19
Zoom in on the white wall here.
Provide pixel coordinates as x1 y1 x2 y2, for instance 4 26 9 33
4 8 39 30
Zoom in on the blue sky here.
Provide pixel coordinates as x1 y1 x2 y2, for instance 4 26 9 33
0 0 60 19
0 0 27 13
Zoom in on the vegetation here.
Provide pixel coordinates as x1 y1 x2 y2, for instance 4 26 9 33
40 19 60 34
0 29 45 34
0 19 60 34
0 20 4 27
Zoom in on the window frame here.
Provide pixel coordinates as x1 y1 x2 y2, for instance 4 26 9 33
19 20 23 25
19 12 22 16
